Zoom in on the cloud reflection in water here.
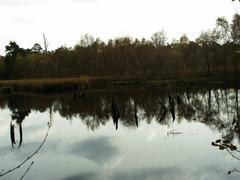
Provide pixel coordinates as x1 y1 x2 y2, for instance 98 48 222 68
69 136 120 165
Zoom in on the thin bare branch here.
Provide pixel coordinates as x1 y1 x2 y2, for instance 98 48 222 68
0 169 4 175
226 148 240 161
228 168 240 175
19 162 34 180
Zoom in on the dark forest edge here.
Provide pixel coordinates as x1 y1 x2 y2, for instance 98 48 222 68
0 13 240 93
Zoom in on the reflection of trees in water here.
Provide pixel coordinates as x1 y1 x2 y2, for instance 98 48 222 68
0 102 53 179
10 109 30 148
0 87 239 139
0 95 53 179
1 122 51 179
8 95 31 148
111 95 120 130
0 87 239 178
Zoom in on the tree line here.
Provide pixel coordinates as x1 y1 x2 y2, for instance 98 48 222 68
1 14 240 80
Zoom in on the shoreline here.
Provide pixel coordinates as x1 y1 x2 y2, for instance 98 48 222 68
0 75 239 94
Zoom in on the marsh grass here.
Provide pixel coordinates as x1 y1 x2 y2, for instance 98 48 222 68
0 74 238 94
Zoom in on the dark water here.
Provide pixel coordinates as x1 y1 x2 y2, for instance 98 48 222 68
0 87 240 180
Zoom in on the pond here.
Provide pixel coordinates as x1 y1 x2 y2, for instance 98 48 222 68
0 87 240 180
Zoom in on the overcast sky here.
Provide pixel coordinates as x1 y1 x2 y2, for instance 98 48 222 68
0 0 239 54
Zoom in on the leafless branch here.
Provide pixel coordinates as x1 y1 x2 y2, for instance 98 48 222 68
228 168 240 175
226 148 240 161
0 169 4 176
19 162 34 180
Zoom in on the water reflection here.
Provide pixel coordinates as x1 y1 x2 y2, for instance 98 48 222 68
0 87 239 179
10 109 30 148
0 121 51 179
63 172 99 180
111 95 120 130
62 165 238 180
11 88 237 139
2 88 240 147
70 136 120 165
0 104 52 179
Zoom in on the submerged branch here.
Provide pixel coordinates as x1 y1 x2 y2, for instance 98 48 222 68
226 148 240 161
0 170 4 176
228 168 240 175
19 162 34 180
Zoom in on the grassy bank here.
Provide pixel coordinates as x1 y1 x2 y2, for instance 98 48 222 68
0 75 239 94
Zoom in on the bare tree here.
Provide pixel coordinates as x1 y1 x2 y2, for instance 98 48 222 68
43 33 49 53
215 17 231 73
151 30 167 47
216 17 231 44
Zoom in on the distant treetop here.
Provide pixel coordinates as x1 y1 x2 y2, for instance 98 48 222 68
31 43 43 53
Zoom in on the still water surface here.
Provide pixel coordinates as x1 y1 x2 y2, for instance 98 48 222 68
0 87 240 180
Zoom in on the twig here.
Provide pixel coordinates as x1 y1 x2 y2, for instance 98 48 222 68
0 123 50 178
228 168 240 175
226 149 240 161
236 149 240 153
19 162 34 180
0 169 4 175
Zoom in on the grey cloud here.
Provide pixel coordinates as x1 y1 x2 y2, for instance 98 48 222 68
112 167 186 180
69 136 120 165
0 141 40 162
192 165 240 180
62 167 190 180
62 168 180 180
0 138 60 161
63 172 99 180
23 124 45 134
111 166 240 180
